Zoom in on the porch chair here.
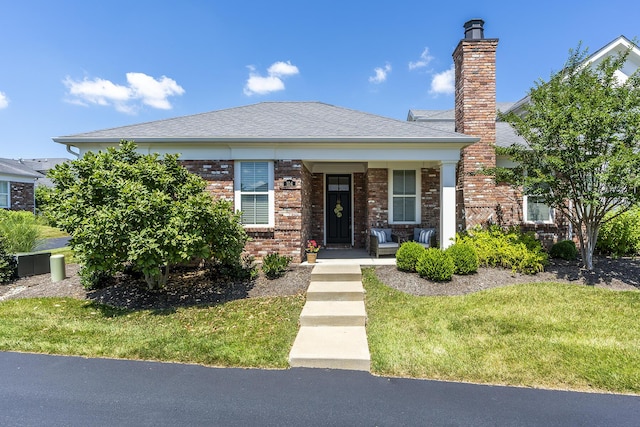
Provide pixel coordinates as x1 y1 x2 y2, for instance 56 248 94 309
369 228 399 258
412 228 436 249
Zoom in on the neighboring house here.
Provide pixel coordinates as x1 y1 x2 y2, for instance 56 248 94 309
0 158 44 212
18 158 70 188
51 20 639 261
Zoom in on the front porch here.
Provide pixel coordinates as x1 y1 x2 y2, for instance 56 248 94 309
301 248 396 266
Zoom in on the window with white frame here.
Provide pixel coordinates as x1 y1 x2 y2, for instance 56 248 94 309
390 169 419 223
0 181 9 208
235 161 274 227
523 195 553 223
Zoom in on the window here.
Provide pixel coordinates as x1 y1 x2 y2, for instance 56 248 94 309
235 161 274 227
390 170 419 223
0 181 8 208
524 195 553 223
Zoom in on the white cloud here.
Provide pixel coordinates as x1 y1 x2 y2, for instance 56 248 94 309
64 72 185 114
244 61 299 96
409 48 434 70
430 64 455 95
369 63 392 84
0 91 8 109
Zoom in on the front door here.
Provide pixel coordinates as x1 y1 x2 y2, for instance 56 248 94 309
326 175 351 244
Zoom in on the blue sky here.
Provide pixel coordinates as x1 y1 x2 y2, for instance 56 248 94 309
1 0 638 159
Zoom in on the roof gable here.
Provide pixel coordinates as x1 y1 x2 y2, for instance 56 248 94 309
0 158 45 179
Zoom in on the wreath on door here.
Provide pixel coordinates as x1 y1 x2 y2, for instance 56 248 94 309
334 199 343 218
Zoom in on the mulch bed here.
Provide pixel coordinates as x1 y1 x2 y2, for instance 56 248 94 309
1 256 638 309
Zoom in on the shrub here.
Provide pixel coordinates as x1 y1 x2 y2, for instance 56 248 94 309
0 210 43 253
0 235 17 283
208 253 257 281
396 241 427 272
262 253 292 279
416 248 455 282
457 225 547 274
597 206 640 257
445 243 479 275
550 240 578 260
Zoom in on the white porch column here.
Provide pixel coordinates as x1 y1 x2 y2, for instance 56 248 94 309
440 161 457 249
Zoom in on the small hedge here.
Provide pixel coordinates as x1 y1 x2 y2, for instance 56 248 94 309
0 235 17 283
396 241 427 272
416 248 455 282
597 206 640 257
549 240 578 260
445 243 479 275
457 226 547 274
262 253 292 279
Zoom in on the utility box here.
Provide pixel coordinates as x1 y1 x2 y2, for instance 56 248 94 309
16 252 51 277
50 254 66 282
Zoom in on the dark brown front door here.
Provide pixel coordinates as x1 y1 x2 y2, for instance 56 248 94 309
326 175 351 244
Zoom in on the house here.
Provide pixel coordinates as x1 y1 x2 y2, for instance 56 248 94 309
0 158 44 212
51 20 638 262
18 158 70 188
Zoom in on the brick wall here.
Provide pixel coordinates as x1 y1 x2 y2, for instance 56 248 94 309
181 160 234 201
310 173 324 245
9 182 35 212
353 172 366 248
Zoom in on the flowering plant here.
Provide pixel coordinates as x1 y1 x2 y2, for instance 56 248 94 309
306 240 320 253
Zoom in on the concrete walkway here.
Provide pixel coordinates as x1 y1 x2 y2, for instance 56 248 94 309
289 263 371 371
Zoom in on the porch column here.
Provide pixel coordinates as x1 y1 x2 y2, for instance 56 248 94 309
440 161 457 249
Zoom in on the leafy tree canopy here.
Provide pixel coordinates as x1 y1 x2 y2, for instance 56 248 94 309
43 141 247 289
498 42 640 270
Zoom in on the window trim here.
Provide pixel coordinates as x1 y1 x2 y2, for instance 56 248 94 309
0 180 9 209
523 194 554 224
234 161 274 228
388 168 421 224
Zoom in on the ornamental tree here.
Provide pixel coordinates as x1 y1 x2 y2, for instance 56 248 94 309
44 141 247 289
498 43 640 270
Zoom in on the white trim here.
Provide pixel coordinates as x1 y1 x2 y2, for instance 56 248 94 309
523 195 554 224
388 168 421 225
440 161 457 249
234 161 275 228
0 180 10 209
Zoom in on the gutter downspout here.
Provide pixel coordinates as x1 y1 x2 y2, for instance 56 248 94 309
66 145 80 158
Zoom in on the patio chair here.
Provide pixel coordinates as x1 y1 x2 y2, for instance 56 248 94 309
412 228 436 249
370 228 399 258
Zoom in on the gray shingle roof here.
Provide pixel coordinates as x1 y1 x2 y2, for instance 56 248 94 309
407 103 527 148
55 102 474 143
0 158 45 179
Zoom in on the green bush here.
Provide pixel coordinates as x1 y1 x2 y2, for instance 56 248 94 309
396 241 427 272
445 243 479 275
550 240 578 260
0 235 17 283
457 226 547 274
0 210 43 253
597 207 640 257
262 253 292 279
416 248 455 282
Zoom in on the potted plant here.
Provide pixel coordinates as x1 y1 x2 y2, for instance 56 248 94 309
305 239 320 264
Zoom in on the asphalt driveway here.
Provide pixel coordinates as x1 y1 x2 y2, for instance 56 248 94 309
1 352 638 426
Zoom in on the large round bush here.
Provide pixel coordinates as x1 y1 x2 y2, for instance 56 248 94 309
445 243 479 275
416 248 455 282
396 241 427 272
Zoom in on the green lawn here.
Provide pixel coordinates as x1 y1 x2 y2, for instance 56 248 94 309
363 268 640 394
37 225 69 239
0 295 304 368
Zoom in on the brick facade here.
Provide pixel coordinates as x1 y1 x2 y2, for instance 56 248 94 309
9 182 35 212
181 160 234 201
353 172 366 248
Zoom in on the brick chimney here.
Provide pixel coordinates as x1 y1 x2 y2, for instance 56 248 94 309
453 19 499 229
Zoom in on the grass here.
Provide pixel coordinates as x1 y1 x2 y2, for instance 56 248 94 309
37 225 69 239
363 268 640 394
0 295 305 368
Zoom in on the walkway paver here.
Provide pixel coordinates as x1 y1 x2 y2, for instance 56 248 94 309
289 263 371 371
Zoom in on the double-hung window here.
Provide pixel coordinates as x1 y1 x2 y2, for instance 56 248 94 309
0 181 9 209
523 195 553 223
235 161 274 227
390 169 419 223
